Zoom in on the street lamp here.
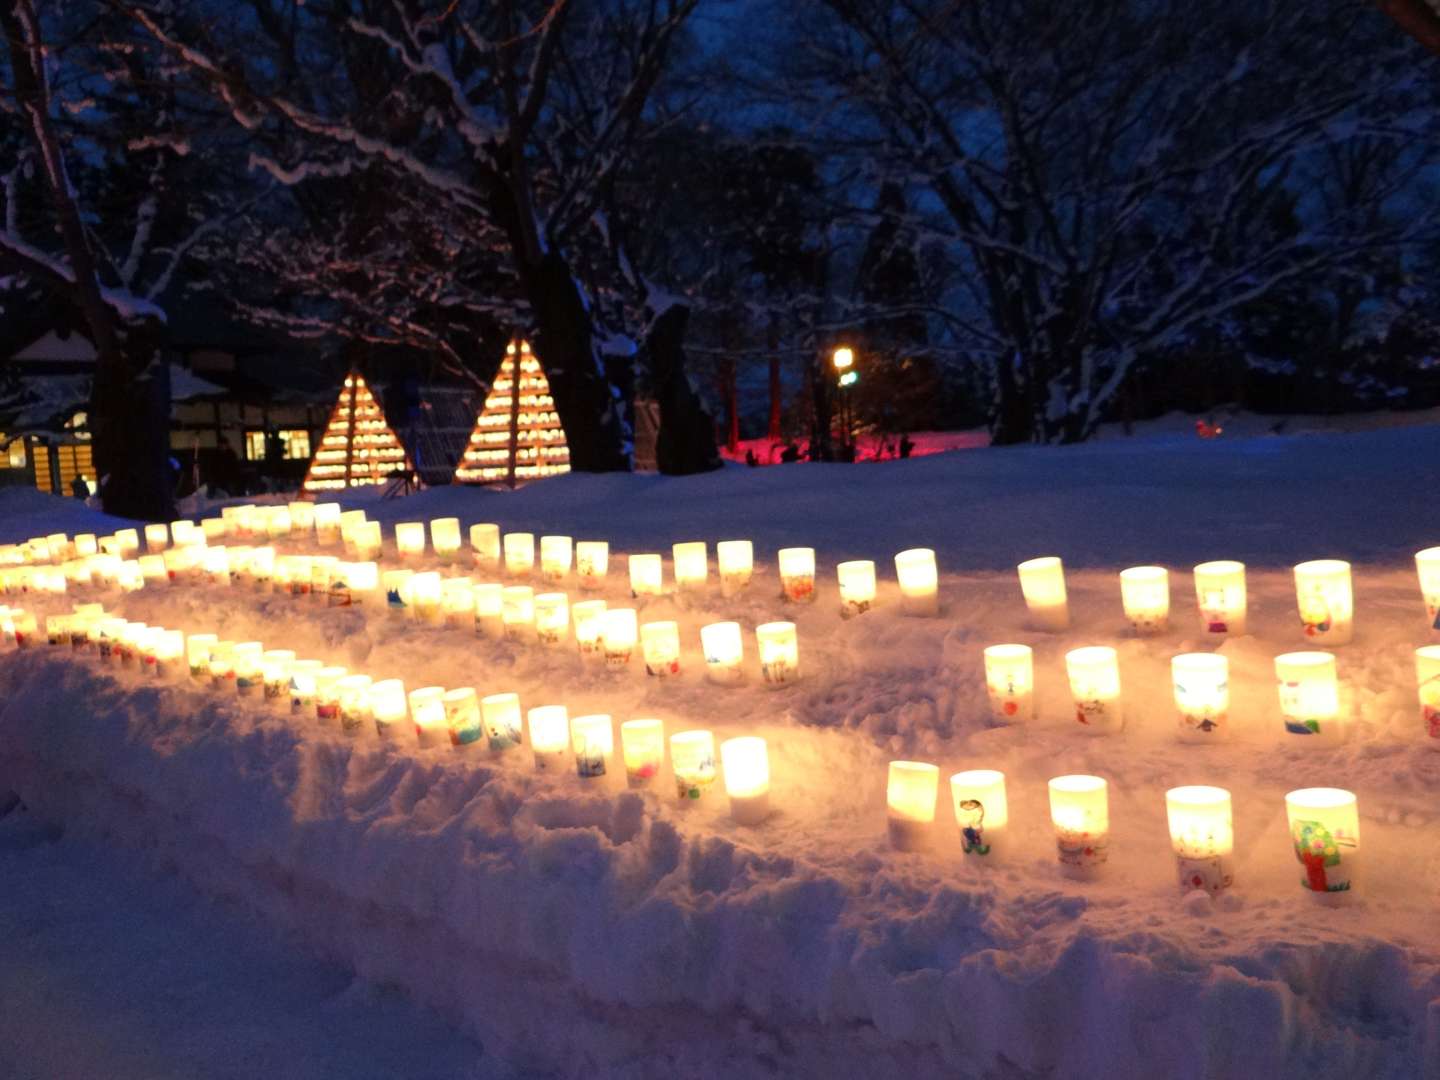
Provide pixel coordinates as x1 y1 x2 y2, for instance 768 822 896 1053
832 347 858 459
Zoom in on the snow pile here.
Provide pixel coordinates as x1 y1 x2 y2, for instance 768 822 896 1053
3 423 1440 1078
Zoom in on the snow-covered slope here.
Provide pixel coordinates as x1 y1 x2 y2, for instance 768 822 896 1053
2 423 1439 1078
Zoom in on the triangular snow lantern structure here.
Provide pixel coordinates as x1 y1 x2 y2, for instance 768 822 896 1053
302 372 410 493
453 339 571 487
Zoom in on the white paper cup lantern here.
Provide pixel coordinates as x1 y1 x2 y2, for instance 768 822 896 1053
1166 785 1235 894
895 548 939 616
313 503 342 546
540 535 573 582
152 630 184 680
717 540 753 597
672 542 708 594
573 600 608 661
501 585 536 641
369 678 407 740
1048 774 1109 877
45 532 71 561
778 547 816 603
1294 560 1354 646
314 665 349 723
337 674 374 735
528 705 571 770
1018 556 1069 631
346 561 379 606
602 608 639 668
74 533 98 557
202 547 231 587
721 736 771 825
1172 653 1229 741
409 572 444 626
641 620 681 677
571 713 614 778
1416 548 1440 636
198 517 226 543
96 617 126 662
144 523 169 553
470 524 501 571
576 541 608 590
670 730 717 800
1119 566 1169 635
206 638 235 683
950 769 1007 858
629 554 664 598
11 610 36 648
1416 646 1440 743
534 592 570 646
352 521 383 562
443 687 483 746
249 547 276 589
887 761 939 851
756 621 800 688
186 633 218 681
982 644 1034 724
382 569 414 618
481 692 523 751
701 621 745 686
1193 560 1247 636
472 583 505 638
408 686 448 747
233 642 264 696
1275 651 1342 738
115 528 140 558
261 649 296 706
265 507 292 541
337 509 367 546
395 522 426 562
504 532 535 577
1065 646 1123 733
287 501 314 534
286 660 321 715
621 718 665 788
1285 787 1359 900
430 518 462 562
442 577 476 627
837 560 876 619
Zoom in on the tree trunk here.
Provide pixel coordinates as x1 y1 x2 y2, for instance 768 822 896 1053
767 316 783 440
646 304 721 476
988 350 1034 445
808 353 833 461
721 356 739 453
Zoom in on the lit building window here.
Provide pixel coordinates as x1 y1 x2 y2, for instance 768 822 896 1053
243 430 267 461
279 429 311 460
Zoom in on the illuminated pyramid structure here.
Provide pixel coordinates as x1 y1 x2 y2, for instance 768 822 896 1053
302 372 410 493
454 339 571 486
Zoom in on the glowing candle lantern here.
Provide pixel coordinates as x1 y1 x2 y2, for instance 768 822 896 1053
629 554 664 597
481 692 523 751
62 559 92 588
202 546 231 587
285 556 312 597
470 524 501 571
313 503 342 546
310 556 340 600
1285 787 1360 900
1294 560 1354 645
837 560 876 618
1276 651 1342 738
1018 556 1068 631
528 705 570 770
186 633 217 681
540 535 573 582
96 616 126 662
226 546 254 587
621 718 665 788
70 605 102 651
721 736 770 825
601 608 639 668
533 592 569 645
261 649 296 706
778 547 816 603
887 761 939 851
338 510 368 551
641 620 681 677
138 555 168 586
442 688 482 746
345 560 379 606
756 621 800 687
1194 560 1247 636
115 528 140 558
950 769 1007 858
473 583 504 638
1065 646 1123 733
288 501 314 535
1416 646 1440 743
11 610 36 648
442 577 476 627
45 533 71 562
288 660 323 715
408 686 448 747
136 627 163 673
369 679 407 740
571 714 614 778
1416 548 1440 636
1172 653 1229 741
45 614 71 647
576 541 608 590
895 548 939 616
1049 774 1109 877
352 521 382 562
717 540 753 597
249 547 276 589
572 599 608 661
233 642 264 696
1166 786 1234 894
501 585 535 641
382 569 414 618
982 644 1034 724
152 630 184 680
672 542 708 594
430 518 462 562
395 522 426 561
200 517 227 542
701 621 745 686
74 534 97 557
144 523 169 553
670 730 717 800
1119 566 1169 635
314 666 350 723
170 520 195 547
265 507 292 541
409 572 444 626
337 674 374 736
234 506 261 539
504 532 535 577
207 640 236 684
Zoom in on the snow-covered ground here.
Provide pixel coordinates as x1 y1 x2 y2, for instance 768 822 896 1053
3 421 1440 1078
